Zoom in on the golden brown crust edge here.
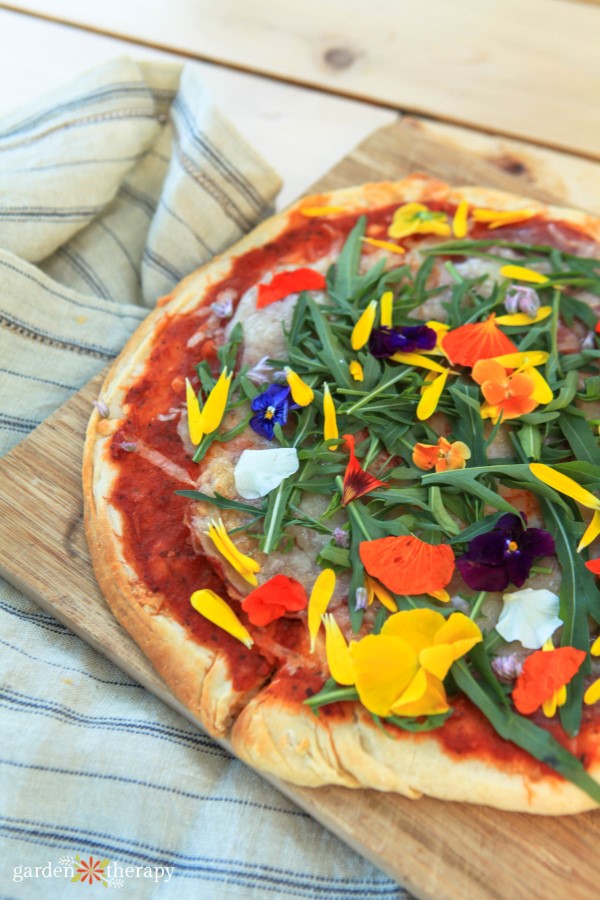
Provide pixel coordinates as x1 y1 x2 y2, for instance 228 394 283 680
84 174 600 804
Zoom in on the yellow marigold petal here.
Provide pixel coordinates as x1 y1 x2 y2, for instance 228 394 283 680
495 306 552 327
524 366 553 405
350 634 419 717
417 370 448 421
323 383 339 450
591 635 600 656
556 684 567 708
453 200 469 238
584 677 600 705
190 589 253 648
578 509 600 553
472 208 537 226
300 205 345 217
284 367 314 406
308 568 336 652
391 670 450 717
390 351 448 373
492 351 549 369
499 264 550 285
380 290 394 328
207 519 260 586
529 463 600 511
200 368 232 434
349 360 364 382
323 613 355 685
365 576 398 612
542 692 558 718
361 237 406 255
185 377 204 445
428 588 451 603
351 300 378 350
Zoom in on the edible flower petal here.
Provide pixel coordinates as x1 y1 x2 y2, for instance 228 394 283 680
308 568 336 652
390 352 448 373
442 315 518 368
496 588 563 649
456 513 555 592
300 205 345 217
359 535 455 596
250 383 293 440
388 203 451 240
417 370 448 421
185 377 204 445
234 447 299 499
472 207 537 229
191 588 253 648
361 237 406 255
499 264 549 285
453 200 469 238
200 367 232 434
380 290 394 328
364 575 398 612
492 350 549 369
504 284 541 317
241 574 308 627
412 436 471 473
369 324 437 358
512 643 586 716
256 268 326 308
323 383 339 450
472 359 539 422
352 300 378 350
349 360 364 381
584 678 600 706
207 518 261 586
495 307 552 327
284 367 314 406
323 613 355 685
349 634 420 717
341 433 387 506
529 463 600 551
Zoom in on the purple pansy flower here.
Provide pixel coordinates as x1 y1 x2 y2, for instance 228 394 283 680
369 324 437 359
250 383 297 440
456 513 555 592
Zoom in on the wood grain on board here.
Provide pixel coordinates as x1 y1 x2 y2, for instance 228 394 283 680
1 120 600 899
3 0 600 158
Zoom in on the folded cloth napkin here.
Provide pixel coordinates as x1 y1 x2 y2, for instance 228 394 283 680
0 57 406 899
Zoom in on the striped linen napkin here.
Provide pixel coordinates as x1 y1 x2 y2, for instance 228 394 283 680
0 56 406 899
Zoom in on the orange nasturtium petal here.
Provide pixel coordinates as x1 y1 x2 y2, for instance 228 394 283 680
207 518 260 586
380 290 394 327
323 383 339 450
284 367 314 406
512 646 586 715
441 315 518 368
308 568 336 652
349 360 364 381
359 535 455 596
499 264 549 285
453 200 469 238
417 370 448 420
351 300 378 350
185 377 204 445
323 613 355 685
190 589 253 648
200 368 232 434
361 237 406 255
300 205 346 217
341 433 387 506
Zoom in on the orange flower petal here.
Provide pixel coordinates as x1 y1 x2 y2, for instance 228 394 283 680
442 316 518 368
471 359 506 385
512 646 586 715
341 434 387 505
241 574 308 627
359 535 455 595
412 443 440 471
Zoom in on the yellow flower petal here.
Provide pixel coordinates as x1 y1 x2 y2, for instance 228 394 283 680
351 300 378 350
365 576 398 612
284 367 314 406
494 306 552 326
417 370 448 421
390 352 448 373
529 463 600 511
380 290 394 328
300 205 346 217
584 677 600 705
207 518 260 586
308 568 336 652
472 208 537 228
382 608 445 651
391 670 450 717
200 368 232 434
591 635 600 656
523 366 553 404
185 377 204 446
323 382 339 450
435 612 483 659
350 634 419 717
428 588 451 603
453 200 469 238
578 509 600 553
361 237 406 255
499 264 550 285
349 360 364 382
388 203 451 239
323 613 355 685
492 351 549 369
190 589 253 648
542 692 558 718
419 644 455 681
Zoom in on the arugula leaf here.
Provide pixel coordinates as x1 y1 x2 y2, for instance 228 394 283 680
559 411 600 466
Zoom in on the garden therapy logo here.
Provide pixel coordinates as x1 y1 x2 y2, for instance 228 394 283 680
12 854 174 887
69 855 111 887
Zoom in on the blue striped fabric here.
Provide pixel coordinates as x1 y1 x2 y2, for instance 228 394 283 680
0 57 407 899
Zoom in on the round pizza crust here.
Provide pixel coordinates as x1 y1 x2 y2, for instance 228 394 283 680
83 173 600 812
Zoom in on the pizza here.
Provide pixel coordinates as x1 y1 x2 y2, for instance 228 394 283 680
83 173 600 815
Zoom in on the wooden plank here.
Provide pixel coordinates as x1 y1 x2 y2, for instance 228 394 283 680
3 0 600 157
1 120 600 898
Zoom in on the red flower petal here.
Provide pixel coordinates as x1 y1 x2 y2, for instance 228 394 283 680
442 315 518 368
585 558 600 575
341 434 387 506
241 574 308 626
359 535 455 595
512 647 586 715
256 268 326 309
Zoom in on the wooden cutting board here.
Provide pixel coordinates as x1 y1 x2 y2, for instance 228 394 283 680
1 119 599 900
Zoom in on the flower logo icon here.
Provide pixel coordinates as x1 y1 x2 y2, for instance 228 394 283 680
72 855 109 886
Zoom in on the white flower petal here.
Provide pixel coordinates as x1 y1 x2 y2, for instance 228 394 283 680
234 448 299 499
496 588 562 650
